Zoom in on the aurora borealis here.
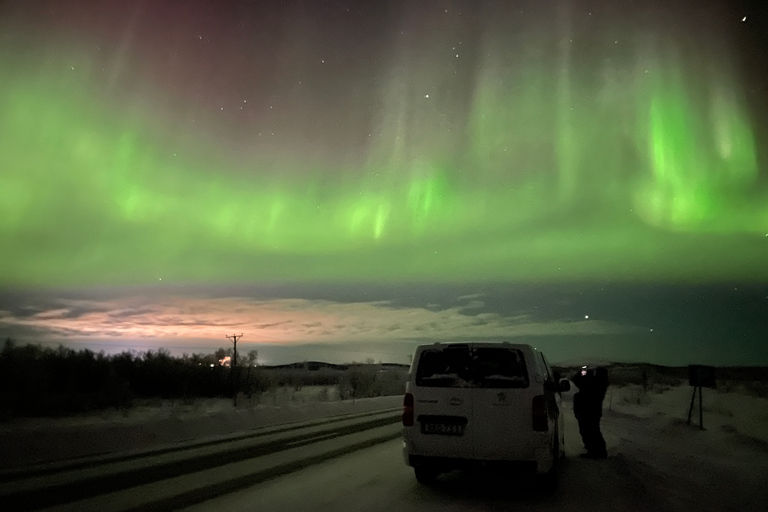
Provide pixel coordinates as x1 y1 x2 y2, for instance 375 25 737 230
1 0 766 365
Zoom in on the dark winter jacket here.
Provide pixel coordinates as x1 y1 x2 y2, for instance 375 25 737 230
572 367 609 419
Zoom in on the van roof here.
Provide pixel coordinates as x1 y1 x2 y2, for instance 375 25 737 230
420 341 538 351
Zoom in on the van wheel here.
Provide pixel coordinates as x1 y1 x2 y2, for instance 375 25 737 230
538 466 558 494
551 433 561 465
414 466 439 484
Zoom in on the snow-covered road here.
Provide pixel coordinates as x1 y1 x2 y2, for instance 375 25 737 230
185 386 768 512
3 385 764 511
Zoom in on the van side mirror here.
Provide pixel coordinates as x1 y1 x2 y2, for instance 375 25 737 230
559 379 571 392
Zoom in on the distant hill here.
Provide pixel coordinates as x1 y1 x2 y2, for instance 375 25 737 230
261 361 349 371
552 362 768 387
260 361 410 371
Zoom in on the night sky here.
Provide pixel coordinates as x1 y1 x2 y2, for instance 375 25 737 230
1 0 766 366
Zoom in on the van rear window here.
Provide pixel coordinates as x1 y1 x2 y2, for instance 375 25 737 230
415 346 529 388
472 347 529 388
415 346 472 388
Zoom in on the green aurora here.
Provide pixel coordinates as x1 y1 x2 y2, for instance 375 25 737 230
1 5 766 288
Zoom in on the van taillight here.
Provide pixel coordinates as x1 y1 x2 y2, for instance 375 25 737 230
403 393 414 426
532 395 548 432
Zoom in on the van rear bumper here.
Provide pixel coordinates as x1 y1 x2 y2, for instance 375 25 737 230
407 454 539 474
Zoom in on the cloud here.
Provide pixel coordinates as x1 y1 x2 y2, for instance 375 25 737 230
461 300 486 310
0 294 639 351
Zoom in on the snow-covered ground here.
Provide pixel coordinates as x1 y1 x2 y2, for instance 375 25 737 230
0 386 400 470
183 382 768 512
602 382 768 445
2 380 767 512
576 383 768 512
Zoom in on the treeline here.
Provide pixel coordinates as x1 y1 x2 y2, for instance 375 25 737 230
0 339 408 420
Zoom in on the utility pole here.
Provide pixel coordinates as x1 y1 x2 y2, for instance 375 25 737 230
226 333 243 406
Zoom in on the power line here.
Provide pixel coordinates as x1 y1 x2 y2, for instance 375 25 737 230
225 333 243 407
225 333 243 367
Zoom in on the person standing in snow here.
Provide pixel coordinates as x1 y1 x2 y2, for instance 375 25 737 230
572 366 609 459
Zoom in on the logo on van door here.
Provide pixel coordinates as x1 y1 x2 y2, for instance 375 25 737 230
492 391 511 406
449 397 463 406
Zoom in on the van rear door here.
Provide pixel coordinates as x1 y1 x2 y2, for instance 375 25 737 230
411 344 474 460
470 346 534 461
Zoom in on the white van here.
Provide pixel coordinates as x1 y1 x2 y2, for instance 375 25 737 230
402 342 570 485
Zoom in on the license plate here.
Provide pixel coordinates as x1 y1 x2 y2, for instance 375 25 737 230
421 422 465 435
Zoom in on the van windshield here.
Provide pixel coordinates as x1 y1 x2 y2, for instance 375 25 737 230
415 346 529 388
